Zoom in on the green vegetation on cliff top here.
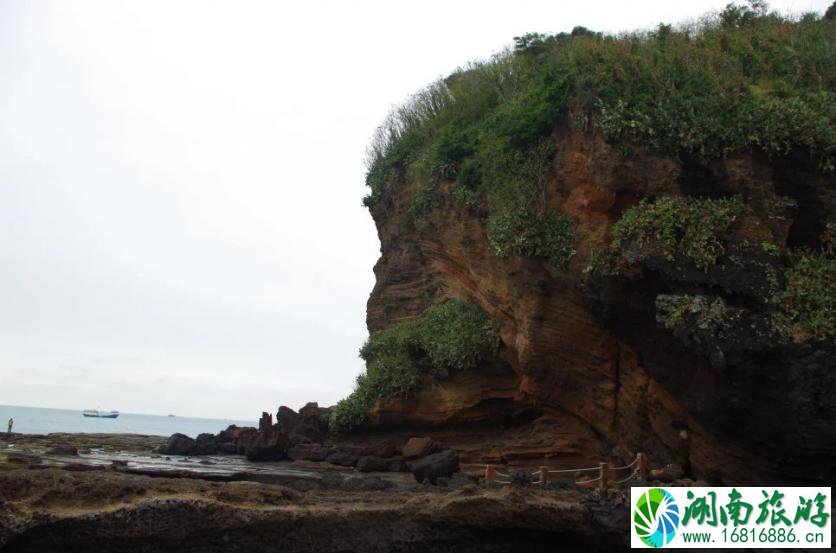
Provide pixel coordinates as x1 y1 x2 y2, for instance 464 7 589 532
330 299 499 432
364 2 834 217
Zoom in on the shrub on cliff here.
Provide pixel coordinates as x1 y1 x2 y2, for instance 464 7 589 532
781 249 836 341
488 208 576 269
364 3 834 212
611 196 743 270
330 299 499 432
583 248 622 277
417 299 501 374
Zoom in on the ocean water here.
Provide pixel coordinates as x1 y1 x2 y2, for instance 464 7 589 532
0 404 256 438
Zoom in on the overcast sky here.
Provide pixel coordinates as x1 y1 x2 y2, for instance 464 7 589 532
0 0 828 420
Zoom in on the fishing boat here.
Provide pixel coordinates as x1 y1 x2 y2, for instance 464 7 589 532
82 408 120 419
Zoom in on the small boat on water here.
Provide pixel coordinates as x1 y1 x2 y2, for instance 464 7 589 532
82 408 120 419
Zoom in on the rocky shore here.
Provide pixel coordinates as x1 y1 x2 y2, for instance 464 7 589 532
0 430 633 552
154 403 463 485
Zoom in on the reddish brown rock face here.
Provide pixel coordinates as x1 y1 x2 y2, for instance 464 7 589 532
364 128 835 484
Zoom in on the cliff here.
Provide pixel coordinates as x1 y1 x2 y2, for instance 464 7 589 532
363 126 834 484
347 6 836 484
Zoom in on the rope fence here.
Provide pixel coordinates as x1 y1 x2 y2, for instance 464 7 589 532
484 452 648 489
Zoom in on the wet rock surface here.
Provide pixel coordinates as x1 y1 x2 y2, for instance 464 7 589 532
0 467 628 553
0 432 653 552
44 445 79 456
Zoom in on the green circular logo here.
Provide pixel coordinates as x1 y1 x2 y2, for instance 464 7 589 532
634 488 680 548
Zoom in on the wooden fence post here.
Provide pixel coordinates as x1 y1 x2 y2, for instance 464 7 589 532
539 466 548 485
485 464 495 483
599 462 609 490
637 453 647 482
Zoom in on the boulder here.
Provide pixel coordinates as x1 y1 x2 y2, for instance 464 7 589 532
218 424 252 443
408 449 459 484
217 442 238 455
158 433 196 456
367 442 398 458
355 455 409 472
194 433 219 455
401 437 439 460
244 429 289 462
258 412 273 431
387 458 409 472
275 406 299 434
291 402 330 443
356 456 392 473
287 444 333 462
235 427 258 454
325 449 361 467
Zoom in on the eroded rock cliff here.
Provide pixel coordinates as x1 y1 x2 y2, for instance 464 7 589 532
364 128 835 485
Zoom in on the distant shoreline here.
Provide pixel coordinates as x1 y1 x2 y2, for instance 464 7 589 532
0 403 253 422
0 404 255 437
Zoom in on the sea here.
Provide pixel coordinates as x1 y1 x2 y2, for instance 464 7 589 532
0 404 256 438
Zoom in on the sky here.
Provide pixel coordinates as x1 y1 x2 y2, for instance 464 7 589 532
0 0 829 420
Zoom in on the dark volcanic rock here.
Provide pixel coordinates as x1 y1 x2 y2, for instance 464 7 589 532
217 443 238 454
194 433 220 455
325 450 360 467
245 429 288 462
290 402 330 443
355 456 392 473
159 403 333 463
287 444 333 462
387 458 409 472
235 428 258 454
408 449 459 483
217 425 246 442
158 433 196 456
258 412 273 431
366 442 398 458
216 405 331 462
275 406 299 434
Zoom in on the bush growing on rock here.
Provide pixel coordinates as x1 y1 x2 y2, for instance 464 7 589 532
417 299 502 374
583 248 621 277
487 208 576 269
781 249 836 341
330 299 499 432
611 196 743 270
